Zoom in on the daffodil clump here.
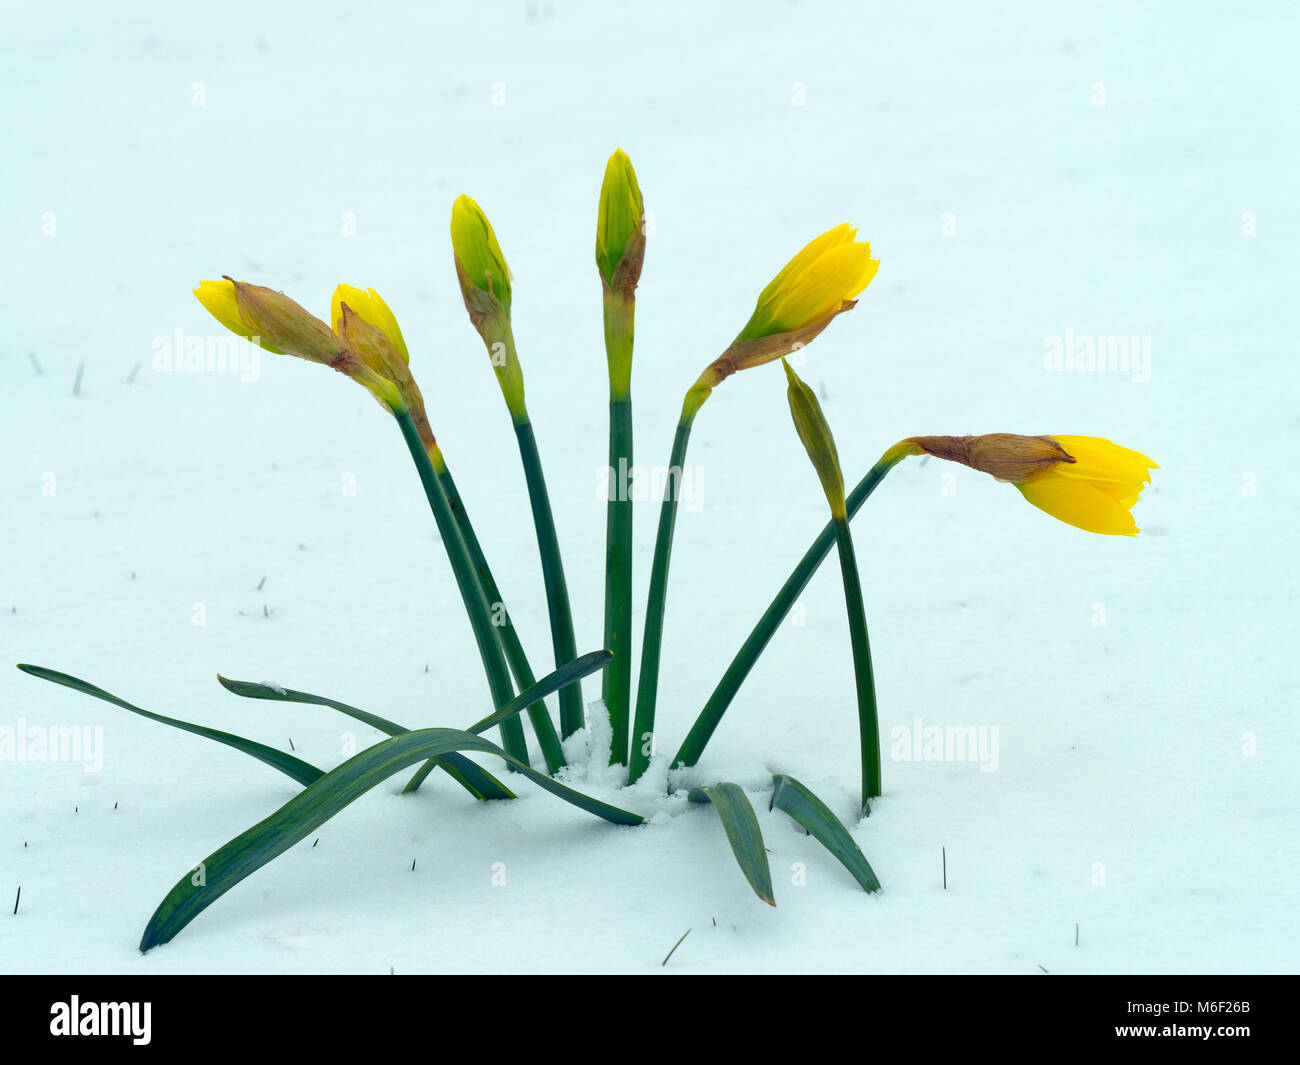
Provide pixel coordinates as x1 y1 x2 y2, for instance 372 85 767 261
20 148 1157 946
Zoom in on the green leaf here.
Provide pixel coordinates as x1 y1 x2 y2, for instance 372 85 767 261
771 774 881 892
404 648 612 794
689 782 774 906
140 726 643 951
216 675 514 802
464 650 610 735
17 664 324 787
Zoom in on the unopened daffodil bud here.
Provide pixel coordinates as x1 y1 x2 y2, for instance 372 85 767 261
449 196 527 420
332 287 436 446
783 359 846 518
683 223 878 417
451 194 512 318
901 433 1157 536
596 149 645 292
331 284 409 362
196 278 346 362
193 278 402 412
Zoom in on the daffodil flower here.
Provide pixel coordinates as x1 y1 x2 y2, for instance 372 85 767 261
901 433 1157 535
630 224 877 783
684 224 878 415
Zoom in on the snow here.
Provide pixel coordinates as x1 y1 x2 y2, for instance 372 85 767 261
3 0 1298 973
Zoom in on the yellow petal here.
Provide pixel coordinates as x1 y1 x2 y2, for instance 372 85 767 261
363 288 409 363
195 279 251 337
1051 435 1157 484
757 241 878 335
755 223 855 309
194 279 289 355
1017 475 1140 536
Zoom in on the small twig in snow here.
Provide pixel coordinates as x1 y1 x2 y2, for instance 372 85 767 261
662 928 692 967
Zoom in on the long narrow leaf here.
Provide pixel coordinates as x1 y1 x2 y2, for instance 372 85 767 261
216 675 513 802
465 650 610 735
140 726 643 950
689 782 774 906
16 664 323 787
771 774 881 892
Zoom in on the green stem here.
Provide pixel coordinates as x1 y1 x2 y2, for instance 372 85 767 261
603 397 633 764
671 446 909 772
436 459 564 775
834 516 879 814
602 287 635 764
628 411 697 783
394 411 528 772
513 417 585 737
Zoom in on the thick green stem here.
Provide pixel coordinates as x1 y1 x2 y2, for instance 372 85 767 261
628 411 697 783
603 289 635 763
671 447 910 772
834 516 880 814
436 460 564 775
513 417 585 737
603 397 634 763
394 411 528 772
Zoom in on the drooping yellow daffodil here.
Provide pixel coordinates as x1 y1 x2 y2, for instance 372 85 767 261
900 433 1157 536
194 277 402 411
684 223 878 416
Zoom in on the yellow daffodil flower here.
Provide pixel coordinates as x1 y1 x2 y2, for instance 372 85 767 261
901 433 1157 536
684 223 878 416
740 223 878 342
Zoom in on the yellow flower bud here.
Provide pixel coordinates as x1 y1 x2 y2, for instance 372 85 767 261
221 279 342 365
683 224 879 416
902 433 1157 536
783 359 846 518
332 290 432 439
596 149 645 290
331 284 409 362
739 223 878 341
193 277 401 412
450 194 512 316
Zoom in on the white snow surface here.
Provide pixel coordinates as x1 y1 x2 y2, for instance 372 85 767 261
3 0 1298 973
